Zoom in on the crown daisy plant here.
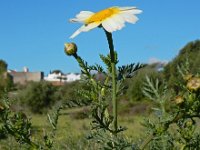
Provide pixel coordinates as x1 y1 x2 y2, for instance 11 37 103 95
65 6 143 149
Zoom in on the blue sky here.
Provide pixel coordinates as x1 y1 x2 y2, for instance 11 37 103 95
0 0 200 75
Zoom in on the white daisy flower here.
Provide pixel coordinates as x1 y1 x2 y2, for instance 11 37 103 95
69 6 142 38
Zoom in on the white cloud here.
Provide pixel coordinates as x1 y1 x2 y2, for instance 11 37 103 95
148 57 168 65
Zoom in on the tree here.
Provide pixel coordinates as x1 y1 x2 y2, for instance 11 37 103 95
0 59 7 73
0 60 13 95
52 70 63 74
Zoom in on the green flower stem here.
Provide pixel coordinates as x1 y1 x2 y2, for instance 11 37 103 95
73 53 91 78
104 29 117 135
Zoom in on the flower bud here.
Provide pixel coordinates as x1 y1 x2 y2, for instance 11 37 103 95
174 96 184 105
64 43 77 56
188 94 194 103
187 77 200 91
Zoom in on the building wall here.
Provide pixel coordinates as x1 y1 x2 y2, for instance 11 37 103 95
8 72 44 84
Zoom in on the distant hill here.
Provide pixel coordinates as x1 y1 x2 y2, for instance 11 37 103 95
164 40 200 90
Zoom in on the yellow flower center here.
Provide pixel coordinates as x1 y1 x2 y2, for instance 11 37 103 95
86 7 120 24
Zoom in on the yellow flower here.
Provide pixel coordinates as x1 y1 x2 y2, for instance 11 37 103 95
174 96 184 105
69 6 142 38
187 77 200 91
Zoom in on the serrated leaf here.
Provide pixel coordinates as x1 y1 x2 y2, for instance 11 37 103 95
118 63 145 80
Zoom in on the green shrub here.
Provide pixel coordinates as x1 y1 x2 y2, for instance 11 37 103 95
19 81 57 114
126 63 164 103
0 59 13 96
55 81 90 103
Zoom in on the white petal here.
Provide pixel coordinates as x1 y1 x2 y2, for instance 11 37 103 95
76 11 94 19
102 16 125 32
102 19 117 32
119 7 142 14
70 18 83 23
120 12 139 24
112 15 125 25
70 11 94 23
70 23 100 39
119 6 137 10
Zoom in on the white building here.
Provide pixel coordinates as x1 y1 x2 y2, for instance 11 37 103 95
66 73 81 82
44 72 81 83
